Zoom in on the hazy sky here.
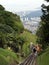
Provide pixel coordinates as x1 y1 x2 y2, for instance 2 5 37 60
0 0 47 12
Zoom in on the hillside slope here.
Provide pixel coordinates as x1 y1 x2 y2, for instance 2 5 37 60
37 47 49 65
0 48 19 65
20 30 37 56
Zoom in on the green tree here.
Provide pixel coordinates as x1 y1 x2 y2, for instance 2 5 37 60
17 36 26 54
36 0 49 48
0 5 5 10
0 5 24 51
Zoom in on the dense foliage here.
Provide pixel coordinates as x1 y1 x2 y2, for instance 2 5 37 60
0 5 24 52
36 0 49 48
0 5 37 58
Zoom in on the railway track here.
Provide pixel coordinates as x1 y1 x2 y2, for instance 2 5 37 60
19 53 37 65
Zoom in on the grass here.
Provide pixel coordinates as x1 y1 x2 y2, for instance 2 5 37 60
37 47 49 65
0 54 8 65
0 48 19 65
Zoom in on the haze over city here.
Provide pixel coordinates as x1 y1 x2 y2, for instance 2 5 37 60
0 0 48 12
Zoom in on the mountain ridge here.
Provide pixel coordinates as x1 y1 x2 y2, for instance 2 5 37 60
16 10 42 18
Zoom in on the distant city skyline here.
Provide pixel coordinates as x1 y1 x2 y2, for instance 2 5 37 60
0 0 48 12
